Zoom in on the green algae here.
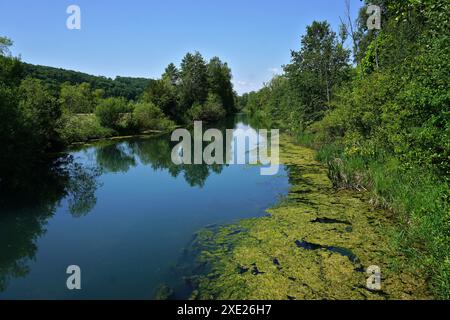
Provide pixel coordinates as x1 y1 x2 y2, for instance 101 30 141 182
154 284 174 300
184 137 431 300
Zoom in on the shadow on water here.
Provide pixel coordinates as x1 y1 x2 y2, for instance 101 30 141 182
311 217 351 225
0 156 102 292
294 239 365 272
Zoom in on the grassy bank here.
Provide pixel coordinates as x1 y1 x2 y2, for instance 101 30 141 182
58 113 177 145
236 0 449 299
297 134 449 299
184 136 431 300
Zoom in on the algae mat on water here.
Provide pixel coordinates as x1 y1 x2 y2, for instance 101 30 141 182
185 137 431 300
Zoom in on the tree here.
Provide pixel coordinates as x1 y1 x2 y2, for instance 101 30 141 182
132 101 174 130
207 57 236 114
0 36 13 56
22 63 151 100
0 55 22 178
59 82 95 114
162 63 180 85
18 77 61 150
143 79 179 120
0 51 23 143
95 97 132 131
284 21 350 123
203 93 226 121
179 52 208 111
189 93 226 122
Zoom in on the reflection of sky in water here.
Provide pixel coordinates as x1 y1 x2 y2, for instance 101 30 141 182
173 121 274 165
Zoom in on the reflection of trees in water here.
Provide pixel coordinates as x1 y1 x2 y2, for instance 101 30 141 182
91 114 265 188
129 136 224 188
95 144 136 173
0 206 51 292
134 136 227 187
66 163 103 217
0 115 256 293
0 156 101 292
94 137 228 188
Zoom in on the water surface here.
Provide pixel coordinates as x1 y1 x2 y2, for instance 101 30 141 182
0 115 290 299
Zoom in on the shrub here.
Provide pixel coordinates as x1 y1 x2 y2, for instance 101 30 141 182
132 102 174 131
58 113 114 143
59 82 95 114
94 97 131 131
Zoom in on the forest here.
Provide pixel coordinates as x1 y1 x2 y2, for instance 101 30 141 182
239 0 449 298
22 63 152 101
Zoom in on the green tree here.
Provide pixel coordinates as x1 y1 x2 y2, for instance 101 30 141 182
189 93 226 122
0 54 23 178
0 36 13 56
162 63 180 85
59 82 95 114
143 79 178 120
285 21 350 123
179 52 208 112
95 97 132 131
207 57 236 114
132 101 174 130
18 77 61 150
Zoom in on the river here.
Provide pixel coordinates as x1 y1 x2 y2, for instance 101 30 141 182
0 114 290 299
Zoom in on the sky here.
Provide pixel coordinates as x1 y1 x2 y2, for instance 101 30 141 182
0 0 363 94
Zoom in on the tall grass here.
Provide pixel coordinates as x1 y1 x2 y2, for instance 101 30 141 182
311 141 450 299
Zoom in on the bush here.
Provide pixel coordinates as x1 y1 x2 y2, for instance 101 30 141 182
132 102 174 131
94 97 132 131
58 113 114 143
59 82 95 114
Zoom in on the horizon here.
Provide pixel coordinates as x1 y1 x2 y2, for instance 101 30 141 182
1 0 362 94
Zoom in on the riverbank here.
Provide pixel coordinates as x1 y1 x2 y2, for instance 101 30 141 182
68 128 175 147
185 136 431 300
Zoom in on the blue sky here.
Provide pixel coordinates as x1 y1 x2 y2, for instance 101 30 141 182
0 0 362 94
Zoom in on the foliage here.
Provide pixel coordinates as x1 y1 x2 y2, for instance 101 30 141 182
239 0 449 298
22 63 151 100
143 51 237 124
59 82 97 114
142 79 179 121
242 21 351 130
0 36 13 56
17 78 61 150
0 53 23 181
58 114 114 143
188 93 226 122
132 101 175 131
179 51 209 111
94 97 132 132
207 57 236 114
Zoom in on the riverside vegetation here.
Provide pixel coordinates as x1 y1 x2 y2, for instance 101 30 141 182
231 0 448 299
1 0 448 300
182 137 431 300
0 45 236 193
